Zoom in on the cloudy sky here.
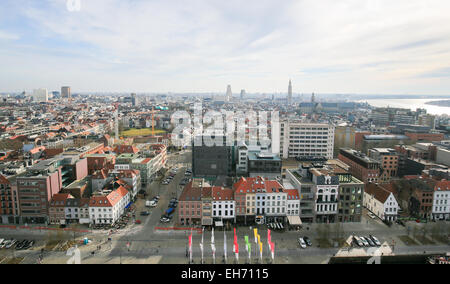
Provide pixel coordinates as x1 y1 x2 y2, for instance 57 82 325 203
1 0 450 94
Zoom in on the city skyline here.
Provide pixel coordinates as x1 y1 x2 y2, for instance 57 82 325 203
1 0 450 94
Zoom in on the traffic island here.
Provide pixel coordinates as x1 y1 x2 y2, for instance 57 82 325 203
415 236 436 245
398 235 420 246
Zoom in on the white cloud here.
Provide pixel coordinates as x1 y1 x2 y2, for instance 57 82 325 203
1 0 450 94
0 30 19 40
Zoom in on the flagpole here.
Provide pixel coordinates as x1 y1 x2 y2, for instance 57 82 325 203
211 227 215 264
201 227 204 264
224 229 227 264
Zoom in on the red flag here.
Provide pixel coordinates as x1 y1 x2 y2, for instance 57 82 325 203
268 229 271 244
189 231 192 252
233 228 239 254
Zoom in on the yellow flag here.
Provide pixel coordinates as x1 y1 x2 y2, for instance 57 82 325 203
253 228 257 240
257 234 261 244
259 242 263 253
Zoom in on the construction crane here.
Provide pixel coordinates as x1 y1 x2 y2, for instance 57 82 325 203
152 106 155 136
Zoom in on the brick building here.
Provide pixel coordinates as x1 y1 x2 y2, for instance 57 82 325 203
338 148 381 184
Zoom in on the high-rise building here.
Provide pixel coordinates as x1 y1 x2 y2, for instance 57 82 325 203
272 119 335 159
32 88 48 102
131 93 138 106
61 86 71 99
288 80 293 105
226 85 232 102
240 89 246 100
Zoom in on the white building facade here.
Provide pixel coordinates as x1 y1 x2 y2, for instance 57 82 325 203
272 120 335 159
432 185 450 221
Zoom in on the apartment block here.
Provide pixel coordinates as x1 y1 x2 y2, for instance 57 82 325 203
272 120 335 159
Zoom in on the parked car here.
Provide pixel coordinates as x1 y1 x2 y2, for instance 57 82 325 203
303 237 312 246
160 217 170 223
359 236 370 247
22 240 34 250
146 200 157 207
140 211 150 216
15 240 27 250
353 236 364 247
369 235 382 246
5 240 16 249
0 239 6 248
365 236 376 247
298 238 307 249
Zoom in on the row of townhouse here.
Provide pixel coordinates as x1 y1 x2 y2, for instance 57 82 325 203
178 177 301 226
114 144 166 187
398 176 450 220
285 162 365 223
49 180 131 225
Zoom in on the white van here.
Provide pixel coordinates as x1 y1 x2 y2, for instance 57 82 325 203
146 200 157 208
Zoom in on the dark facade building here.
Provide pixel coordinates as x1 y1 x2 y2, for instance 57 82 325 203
247 151 282 180
192 136 233 178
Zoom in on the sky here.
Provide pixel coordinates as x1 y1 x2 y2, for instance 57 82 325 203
1 0 450 95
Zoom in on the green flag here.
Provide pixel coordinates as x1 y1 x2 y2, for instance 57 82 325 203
245 236 249 244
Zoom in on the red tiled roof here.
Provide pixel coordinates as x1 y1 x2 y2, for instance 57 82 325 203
50 193 74 207
211 186 234 201
365 183 392 203
233 176 283 194
285 189 300 200
435 180 450 191
114 145 139 154
90 186 129 207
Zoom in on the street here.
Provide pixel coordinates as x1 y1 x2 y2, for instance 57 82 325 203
1 149 449 264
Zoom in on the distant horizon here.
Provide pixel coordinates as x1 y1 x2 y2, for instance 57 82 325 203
2 91 450 99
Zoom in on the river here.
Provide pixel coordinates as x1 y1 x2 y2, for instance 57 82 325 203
359 99 450 116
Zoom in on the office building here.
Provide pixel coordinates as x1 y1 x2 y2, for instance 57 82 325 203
32 88 48 103
272 120 335 159
61 86 71 99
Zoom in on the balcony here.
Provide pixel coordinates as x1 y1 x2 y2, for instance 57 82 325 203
316 200 338 204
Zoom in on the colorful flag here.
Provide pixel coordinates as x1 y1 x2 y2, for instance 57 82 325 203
253 228 258 243
244 236 249 252
270 241 275 260
188 230 193 262
259 241 263 260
